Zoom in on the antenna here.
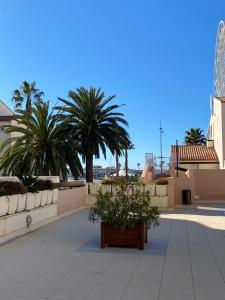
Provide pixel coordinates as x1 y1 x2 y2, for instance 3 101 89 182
159 121 163 175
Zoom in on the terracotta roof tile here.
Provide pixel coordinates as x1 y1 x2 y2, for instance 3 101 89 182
171 145 218 161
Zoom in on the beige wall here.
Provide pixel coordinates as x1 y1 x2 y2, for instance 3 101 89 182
168 177 196 206
0 120 23 159
57 187 86 215
179 163 219 170
191 169 225 200
0 121 11 145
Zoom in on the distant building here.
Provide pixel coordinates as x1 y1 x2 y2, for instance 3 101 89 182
0 100 17 158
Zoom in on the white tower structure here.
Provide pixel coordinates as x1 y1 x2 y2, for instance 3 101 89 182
209 21 225 168
214 21 225 97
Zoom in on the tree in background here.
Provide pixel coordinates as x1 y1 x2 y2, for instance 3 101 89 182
124 142 135 179
57 87 130 182
184 128 206 145
12 81 44 113
0 102 82 180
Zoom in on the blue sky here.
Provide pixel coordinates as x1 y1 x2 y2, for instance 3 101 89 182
0 0 224 169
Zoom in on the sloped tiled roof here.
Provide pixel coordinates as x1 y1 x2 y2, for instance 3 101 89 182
171 145 219 161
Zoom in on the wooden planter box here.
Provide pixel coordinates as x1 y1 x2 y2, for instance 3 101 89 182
101 222 147 250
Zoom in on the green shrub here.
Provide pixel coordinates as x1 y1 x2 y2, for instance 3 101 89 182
89 183 160 230
101 178 116 185
34 179 54 191
101 176 138 185
0 181 27 196
18 176 54 192
155 178 168 185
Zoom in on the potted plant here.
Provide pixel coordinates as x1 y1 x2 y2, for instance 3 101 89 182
18 176 54 208
89 183 160 250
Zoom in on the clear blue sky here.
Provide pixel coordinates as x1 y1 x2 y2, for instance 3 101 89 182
0 0 224 169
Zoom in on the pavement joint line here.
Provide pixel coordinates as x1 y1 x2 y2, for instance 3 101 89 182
185 217 196 300
119 254 143 300
81 253 118 300
203 214 225 285
156 217 172 300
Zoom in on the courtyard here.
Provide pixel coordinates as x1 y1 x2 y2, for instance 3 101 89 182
0 206 224 300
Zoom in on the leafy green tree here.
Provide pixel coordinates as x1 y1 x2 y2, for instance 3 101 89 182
57 87 130 182
184 128 206 145
0 102 82 180
12 81 44 112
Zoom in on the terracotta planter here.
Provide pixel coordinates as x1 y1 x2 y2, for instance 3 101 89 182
101 222 147 250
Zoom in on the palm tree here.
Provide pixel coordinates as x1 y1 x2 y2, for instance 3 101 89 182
124 142 134 179
57 87 130 182
137 163 141 170
0 102 82 180
184 128 206 145
12 81 44 113
115 152 119 177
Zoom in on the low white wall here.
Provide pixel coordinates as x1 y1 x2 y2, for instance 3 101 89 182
0 189 59 244
86 183 169 208
0 189 58 216
0 204 58 245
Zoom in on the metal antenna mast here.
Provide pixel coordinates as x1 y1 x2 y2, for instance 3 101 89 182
159 121 163 175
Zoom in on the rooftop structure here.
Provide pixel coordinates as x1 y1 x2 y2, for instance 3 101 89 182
0 100 13 121
171 144 218 162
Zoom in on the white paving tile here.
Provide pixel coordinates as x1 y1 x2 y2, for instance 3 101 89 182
0 207 223 300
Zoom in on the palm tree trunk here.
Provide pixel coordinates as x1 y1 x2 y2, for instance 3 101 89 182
86 153 93 182
125 149 128 179
26 98 32 113
116 152 119 177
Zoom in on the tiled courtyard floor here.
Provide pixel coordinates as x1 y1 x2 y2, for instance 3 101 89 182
1 206 225 300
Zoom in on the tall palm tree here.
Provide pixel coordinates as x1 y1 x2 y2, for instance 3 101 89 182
124 142 134 179
115 152 119 177
184 128 206 145
0 102 82 180
12 81 44 113
57 87 130 182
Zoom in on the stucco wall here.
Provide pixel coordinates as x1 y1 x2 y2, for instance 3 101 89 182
179 163 219 170
57 187 86 215
168 177 196 206
191 169 225 200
